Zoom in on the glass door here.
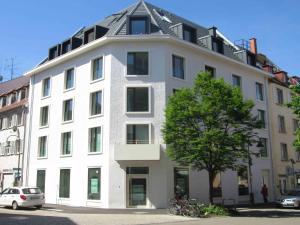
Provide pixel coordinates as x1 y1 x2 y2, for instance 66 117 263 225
127 176 148 208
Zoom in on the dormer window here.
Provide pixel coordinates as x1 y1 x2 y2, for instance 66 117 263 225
212 37 224 54
247 52 256 66
62 40 72 54
49 45 61 60
128 16 150 35
183 25 197 43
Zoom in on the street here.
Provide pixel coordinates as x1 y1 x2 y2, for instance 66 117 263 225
0 205 300 225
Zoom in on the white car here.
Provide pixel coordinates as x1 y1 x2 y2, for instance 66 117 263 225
277 189 300 208
0 187 45 210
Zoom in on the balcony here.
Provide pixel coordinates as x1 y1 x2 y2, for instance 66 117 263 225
114 141 160 161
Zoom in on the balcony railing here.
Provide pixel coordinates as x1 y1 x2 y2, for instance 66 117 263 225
126 139 150 145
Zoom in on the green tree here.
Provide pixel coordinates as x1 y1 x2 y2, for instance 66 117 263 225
288 84 300 150
162 72 260 203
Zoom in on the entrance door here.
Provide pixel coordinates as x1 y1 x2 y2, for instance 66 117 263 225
279 178 287 194
127 175 148 208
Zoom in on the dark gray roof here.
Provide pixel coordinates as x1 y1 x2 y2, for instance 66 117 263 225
0 76 29 96
40 0 250 66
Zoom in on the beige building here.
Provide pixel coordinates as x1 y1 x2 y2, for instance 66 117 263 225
267 71 300 196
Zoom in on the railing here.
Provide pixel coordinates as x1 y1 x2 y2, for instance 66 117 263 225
126 140 150 145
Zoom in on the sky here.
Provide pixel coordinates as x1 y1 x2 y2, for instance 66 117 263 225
0 0 299 81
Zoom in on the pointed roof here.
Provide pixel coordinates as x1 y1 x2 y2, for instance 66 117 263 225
0 76 29 97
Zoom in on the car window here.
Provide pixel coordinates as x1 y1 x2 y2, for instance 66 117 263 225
286 190 300 196
9 189 20 194
22 188 42 194
1 189 10 194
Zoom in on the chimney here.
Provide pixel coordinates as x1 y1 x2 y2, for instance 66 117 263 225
262 64 273 73
274 71 288 83
249 38 257 54
208 27 217 37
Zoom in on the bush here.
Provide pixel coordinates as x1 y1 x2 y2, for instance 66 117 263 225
201 204 230 217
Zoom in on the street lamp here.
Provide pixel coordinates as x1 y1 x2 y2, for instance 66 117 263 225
5 126 21 187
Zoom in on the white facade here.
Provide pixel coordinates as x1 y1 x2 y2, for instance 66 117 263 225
24 36 275 208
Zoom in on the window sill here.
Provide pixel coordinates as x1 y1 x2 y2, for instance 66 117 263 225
62 120 74 125
170 75 186 82
60 154 72 158
41 95 51 100
88 152 103 156
39 125 49 129
63 88 75 93
126 74 149 77
37 157 48 160
89 114 104 119
90 78 104 84
86 200 101 203
126 111 151 115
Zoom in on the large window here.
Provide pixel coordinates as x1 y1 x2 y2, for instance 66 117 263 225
127 52 148 75
278 115 286 133
42 77 51 98
258 109 266 129
59 169 70 198
90 91 102 116
36 170 46 193
40 106 49 127
87 168 101 200
89 127 102 153
280 143 288 161
127 87 149 113
293 119 299 133
232 75 241 88
172 55 185 79
259 138 268 157
38 136 47 158
212 173 222 197
126 124 150 144
276 88 284 105
65 68 75 90
256 82 264 101
61 132 72 156
238 166 249 196
63 99 73 122
128 16 149 35
92 57 103 81
174 168 189 199
205 65 216 78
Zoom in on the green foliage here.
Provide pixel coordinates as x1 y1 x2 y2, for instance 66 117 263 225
162 72 260 202
201 204 230 217
288 85 300 151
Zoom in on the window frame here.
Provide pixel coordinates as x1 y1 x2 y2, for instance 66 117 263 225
125 85 151 114
127 15 150 35
280 143 288 161
88 126 103 154
205 65 216 78
259 138 268 158
60 131 73 157
126 51 149 76
87 167 101 201
62 98 74 123
125 122 151 145
90 56 105 83
172 54 185 80
89 90 104 118
37 136 48 159
41 77 51 99
276 88 284 105
255 82 264 101
36 169 46 194
39 105 50 128
64 67 76 92
278 115 286 133
257 109 266 129
232 74 242 88
59 168 71 199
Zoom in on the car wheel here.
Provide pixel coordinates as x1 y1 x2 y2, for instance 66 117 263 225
35 205 43 209
12 201 18 210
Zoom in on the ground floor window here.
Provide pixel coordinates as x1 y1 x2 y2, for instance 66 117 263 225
174 168 189 199
36 170 46 193
212 173 222 198
87 168 101 200
237 166 249 196
59 169 70 198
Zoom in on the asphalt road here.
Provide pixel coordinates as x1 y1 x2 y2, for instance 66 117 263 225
0 205 300 225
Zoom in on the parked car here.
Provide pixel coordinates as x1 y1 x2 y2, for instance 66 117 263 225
277 189 300 208
0 187 45 210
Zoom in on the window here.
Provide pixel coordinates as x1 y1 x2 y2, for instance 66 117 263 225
276 88 284 105
296 151 300 162
174 168 189 199
10 92 17 104
238 166 249 196
65 68 75 90
61 132 72 156
232 75 241 88
212 173 222 197
63 99 73 122
258 110 266 129
280 143 288 161
256 82 264 101
42 77 51 98
128 16 149 35
293 119 299 133
38 136 47 158
259 138 268 157
205 65 215 77
127 87 149 113
40 106 49 127
87 168 101 200
172 55 185 79
90 91 102 116
127 52 148 75
89 127 102 153
17 113 23 126
126 124 150 144
212 37 224 54
59 169 70 198
278 115 286 133
20 89 26 100
92 57 103 81
183 25 196 43
36 170 46 193
1 96 7 107
0 118 3 130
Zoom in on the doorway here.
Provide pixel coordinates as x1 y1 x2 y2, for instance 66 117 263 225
127 175 148 208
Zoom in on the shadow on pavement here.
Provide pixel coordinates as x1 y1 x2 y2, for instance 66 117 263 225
236 209 300 218
0 213 77 225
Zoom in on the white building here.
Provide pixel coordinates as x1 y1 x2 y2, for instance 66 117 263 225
24 0 275 208
0 76 29 191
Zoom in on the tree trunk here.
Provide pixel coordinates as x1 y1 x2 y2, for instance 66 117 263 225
208 170 214 204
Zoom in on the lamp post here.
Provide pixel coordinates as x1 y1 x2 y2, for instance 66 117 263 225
5 126 21 187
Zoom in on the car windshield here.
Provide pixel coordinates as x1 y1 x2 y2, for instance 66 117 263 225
22 188 42 194
286 190 300 196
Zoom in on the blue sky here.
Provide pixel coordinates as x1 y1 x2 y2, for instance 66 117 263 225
0 0 299 81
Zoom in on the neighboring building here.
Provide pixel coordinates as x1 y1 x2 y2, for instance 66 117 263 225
0 76 29 191
267 70 300 196
23 0 274 208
